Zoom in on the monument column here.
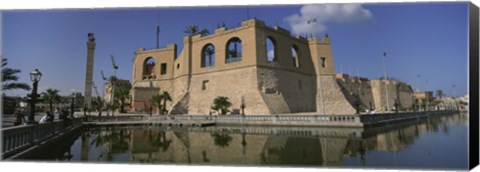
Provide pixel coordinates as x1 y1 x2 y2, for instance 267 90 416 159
84 33 96 109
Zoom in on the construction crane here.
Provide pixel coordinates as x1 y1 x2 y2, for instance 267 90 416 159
92 82 101 98
100 70 107 81
110 54 118 75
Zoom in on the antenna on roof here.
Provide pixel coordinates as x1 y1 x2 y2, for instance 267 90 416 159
156 13 160 49
246 6 250 20
156 25 160 49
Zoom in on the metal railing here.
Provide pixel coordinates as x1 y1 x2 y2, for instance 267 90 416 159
2 118 82 158
83 115 145 122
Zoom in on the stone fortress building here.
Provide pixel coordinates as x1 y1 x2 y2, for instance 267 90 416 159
130 18 414 115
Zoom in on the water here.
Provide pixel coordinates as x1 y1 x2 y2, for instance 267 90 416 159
22 113 469 170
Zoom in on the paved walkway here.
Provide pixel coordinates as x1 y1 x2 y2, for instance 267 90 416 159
2 113 46 128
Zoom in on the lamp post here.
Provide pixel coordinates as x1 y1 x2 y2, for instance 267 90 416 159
416 74 420 92
425 80 429 111
28 69 42 124
382 52 390 112
71 92 76 118
452 84 458 110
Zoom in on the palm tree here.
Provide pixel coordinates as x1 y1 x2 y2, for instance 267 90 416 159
436 90 444 99
114 84 131 113
105 102 119 116
159 91 172 115
2 58 31 91
211 96 232 115
211 132 233 148
228 50 239 59
150 94 163 115
92 96 104 116
41 88 61 113
199 28 210 36
205 47 215 66
184 25 200 36
148 131 172 151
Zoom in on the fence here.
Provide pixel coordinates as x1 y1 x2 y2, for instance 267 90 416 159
2 118 82 158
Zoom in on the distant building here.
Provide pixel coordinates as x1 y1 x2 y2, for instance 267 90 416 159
103 79 131 109
336 73 415 112
413 91 434 110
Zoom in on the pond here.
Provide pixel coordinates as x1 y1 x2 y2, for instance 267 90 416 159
20 113 469 170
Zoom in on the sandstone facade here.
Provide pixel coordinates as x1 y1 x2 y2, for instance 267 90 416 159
336 74 415 112
130 18 355 115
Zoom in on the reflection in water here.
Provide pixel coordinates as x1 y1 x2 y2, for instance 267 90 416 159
211 132 233 148
24 113 469 170
261 137 323 166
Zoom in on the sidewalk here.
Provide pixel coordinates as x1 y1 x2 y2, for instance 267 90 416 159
2 112 46 128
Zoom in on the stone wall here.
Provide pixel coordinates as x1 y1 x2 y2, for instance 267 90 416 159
371 80 414 112
317 75 356 115
257 67 317 114
336 74 375 111
188 67 269 115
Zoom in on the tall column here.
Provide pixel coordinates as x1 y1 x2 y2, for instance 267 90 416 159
84 33 96 109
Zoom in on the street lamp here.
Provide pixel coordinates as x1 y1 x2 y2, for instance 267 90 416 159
28 69 42 124
382 52 390 112
425 80 429 111
71 92 76 118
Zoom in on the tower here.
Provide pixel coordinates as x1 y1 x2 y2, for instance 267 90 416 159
84 33 96 109
309 34 355 115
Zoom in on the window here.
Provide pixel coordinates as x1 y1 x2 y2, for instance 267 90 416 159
201 44 215 67
320 57 326 68
266 37 276 62
177 64 180 69
226 37 242 63
143 57 156 79
202 80 209 90
160 63 167 75
292 45 299 68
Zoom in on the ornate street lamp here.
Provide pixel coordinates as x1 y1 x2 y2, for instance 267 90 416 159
28 69 42 124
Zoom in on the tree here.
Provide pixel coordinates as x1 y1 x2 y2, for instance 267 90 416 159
41 88 61 113
148 131 172 151
184 25 200 36
105 102 119 116
91 96 104 116
205 46 215 66
211 96 232 115
184 25 209 36
228 50 239 58
211 132 233 148
2 58 31 91
114 83 131 113
150 94 163 115
199 28 210 36
436 90 444 99
159 91 172 115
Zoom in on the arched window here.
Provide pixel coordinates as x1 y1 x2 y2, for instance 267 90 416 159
201 44 215 67
266 37 276 62
292 45 299 68
226 37 242 63
143 57 156 79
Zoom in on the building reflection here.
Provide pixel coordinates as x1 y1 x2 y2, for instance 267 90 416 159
70 113 469 166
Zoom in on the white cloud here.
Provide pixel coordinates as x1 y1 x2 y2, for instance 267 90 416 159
285 4 373 36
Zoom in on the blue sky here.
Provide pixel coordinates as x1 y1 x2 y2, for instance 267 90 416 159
2 2 469 97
